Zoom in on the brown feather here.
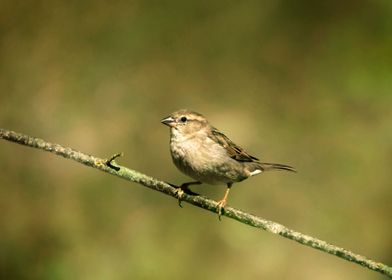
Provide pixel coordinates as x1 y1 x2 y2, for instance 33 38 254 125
210 128 259 162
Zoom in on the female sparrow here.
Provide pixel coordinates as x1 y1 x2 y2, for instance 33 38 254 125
161 109 296 218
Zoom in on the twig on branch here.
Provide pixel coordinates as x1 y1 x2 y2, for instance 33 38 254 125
1 128 391 278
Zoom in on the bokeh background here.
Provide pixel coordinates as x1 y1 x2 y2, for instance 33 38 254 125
1 1 391 279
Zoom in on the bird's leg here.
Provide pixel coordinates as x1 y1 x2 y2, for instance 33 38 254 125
167 181 201 207
217 183 232 220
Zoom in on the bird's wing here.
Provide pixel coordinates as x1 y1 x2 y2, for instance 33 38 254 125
210 128 259 162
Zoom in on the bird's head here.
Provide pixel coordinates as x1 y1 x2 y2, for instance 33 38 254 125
161 109 209 135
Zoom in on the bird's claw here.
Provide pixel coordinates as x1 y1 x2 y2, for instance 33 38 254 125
167 182 200 208
174 188 185 207
216 199 227 221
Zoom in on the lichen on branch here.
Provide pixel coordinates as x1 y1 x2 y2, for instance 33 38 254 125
1 128 391 279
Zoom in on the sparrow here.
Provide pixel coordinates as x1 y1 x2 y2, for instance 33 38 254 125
161 109 296 218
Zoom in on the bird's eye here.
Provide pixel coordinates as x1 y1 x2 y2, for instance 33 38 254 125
180 116 187 123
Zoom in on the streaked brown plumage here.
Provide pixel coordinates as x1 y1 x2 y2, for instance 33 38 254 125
161 109 296 218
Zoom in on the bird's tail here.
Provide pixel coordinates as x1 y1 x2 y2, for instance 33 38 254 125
257 162 297 173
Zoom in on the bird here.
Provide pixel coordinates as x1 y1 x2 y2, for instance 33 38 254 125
161 109 296 219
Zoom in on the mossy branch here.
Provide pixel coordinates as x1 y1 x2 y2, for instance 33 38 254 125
1 128 391 278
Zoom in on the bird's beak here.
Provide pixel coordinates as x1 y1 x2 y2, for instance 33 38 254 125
161 116 175 127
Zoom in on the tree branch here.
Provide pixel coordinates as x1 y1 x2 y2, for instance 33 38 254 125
1 128 391 278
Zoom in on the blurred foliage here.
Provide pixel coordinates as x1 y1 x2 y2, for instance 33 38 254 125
0 0 391 279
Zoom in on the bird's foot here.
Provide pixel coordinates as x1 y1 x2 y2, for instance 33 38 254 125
167 182 200 207
216 199 227 221
175 187 185 207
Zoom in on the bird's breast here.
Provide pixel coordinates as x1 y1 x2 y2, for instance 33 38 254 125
169 132 243 184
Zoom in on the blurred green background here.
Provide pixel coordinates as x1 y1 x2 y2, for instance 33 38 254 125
1 0 391 279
